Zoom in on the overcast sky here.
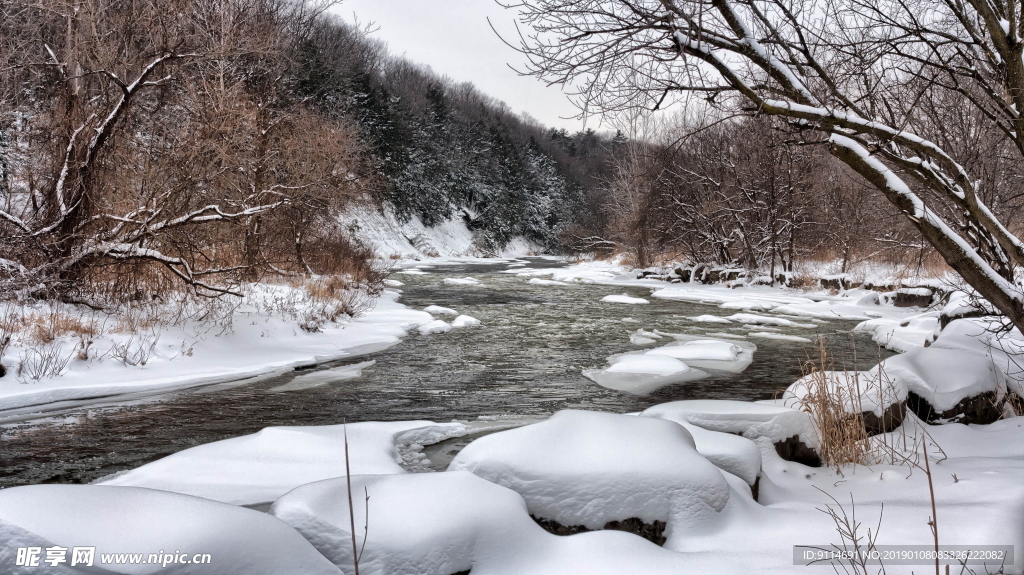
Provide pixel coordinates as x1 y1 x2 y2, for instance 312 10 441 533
335 0 592 133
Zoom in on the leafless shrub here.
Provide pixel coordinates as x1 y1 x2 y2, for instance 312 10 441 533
107 334 159 367
17 343 74 381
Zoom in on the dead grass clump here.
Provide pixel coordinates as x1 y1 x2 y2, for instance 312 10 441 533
797 342 872 468
788 273 819 290
27 311 99 345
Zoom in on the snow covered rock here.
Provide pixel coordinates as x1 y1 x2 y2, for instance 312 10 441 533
423 305 457 316
641 400 820 466
881 346 1006 424
417 320 452 335
448 410 731 537
854 312 939 352
600 293 649 304
582 353 705 395
271 471 534 575
98 421 464 505
450 315 480 327
894 287 934 308
783 370 907 435
0 484 341 575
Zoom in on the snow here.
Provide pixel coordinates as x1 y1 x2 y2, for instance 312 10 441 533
527 278 568 286
676 421 762 485
443 277 482 286
423 305 457 316
270 471 534 574
448 410 731 534
646 340 740 361
783 369 907 416
881 346 1005 413
98 421 465 506
725 313 816 328
688 314 732 323
641 399 819 449
583 353 705 395
268 361 375 393
451 315 481 327
748 332 812 343
0 287 430 415
417 319 453 334
0 484 340 575
854 312 940 352
600 293 649 304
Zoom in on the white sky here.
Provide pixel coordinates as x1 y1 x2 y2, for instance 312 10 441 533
335 0 591 132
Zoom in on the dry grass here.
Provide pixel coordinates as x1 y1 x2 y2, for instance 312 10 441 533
794 340 873 469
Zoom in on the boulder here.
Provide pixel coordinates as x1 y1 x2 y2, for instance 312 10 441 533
894 287 934 308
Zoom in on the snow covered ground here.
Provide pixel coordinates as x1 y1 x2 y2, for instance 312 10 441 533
2 257 1020 574
0 287 448 417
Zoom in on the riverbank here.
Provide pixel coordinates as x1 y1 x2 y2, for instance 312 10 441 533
1 256 1021 574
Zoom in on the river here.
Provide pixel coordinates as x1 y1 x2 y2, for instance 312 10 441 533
0 258 890 488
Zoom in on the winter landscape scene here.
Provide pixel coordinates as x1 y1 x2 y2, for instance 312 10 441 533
2 0 1024 573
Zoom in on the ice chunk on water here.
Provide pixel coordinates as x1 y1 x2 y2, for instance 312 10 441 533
444 277 482 285
268 361 375 392
528 278 569 286
418 320 453 334
600 293 649 304
451 315 481 327
424 305 458 316
646 340 741 362
584 354 705 395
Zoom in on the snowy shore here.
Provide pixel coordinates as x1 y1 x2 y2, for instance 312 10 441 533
2 257 1021 575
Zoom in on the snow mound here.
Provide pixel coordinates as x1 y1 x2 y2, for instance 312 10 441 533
423 305 457 316
98 421 465 505
783 370 907 416
451 315 481 327
600 293 649 304
0 485 340 575
269 361 375 393
443 277 482 286
528 278 568 286
641 400 819 450
583 353 705 395
678 422 762 485
417 320 452 335
271 471 534 575
726 313 816 328
383 279 404 287
448 410 730 534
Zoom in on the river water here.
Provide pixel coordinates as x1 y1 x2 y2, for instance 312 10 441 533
0 258 891 488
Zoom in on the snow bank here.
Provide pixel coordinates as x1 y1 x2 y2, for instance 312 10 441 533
417 320 452 335
98 421 465 505
449 410 730 534
641 400 819 450
0 485 340 575
600 293 649 304
451 315 481 327
0 288 430 415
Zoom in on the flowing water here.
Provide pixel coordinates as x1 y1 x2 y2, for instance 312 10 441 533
0 258 891 488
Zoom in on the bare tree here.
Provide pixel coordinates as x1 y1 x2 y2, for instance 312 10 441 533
512 0 1024 331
